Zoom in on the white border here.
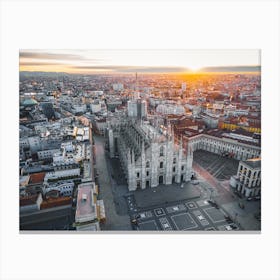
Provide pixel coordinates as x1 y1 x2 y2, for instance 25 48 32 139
1 0 280 280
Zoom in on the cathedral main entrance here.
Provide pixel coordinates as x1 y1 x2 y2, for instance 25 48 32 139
146 180 150 188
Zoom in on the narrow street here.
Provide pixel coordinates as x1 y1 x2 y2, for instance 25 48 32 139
93 135 131 230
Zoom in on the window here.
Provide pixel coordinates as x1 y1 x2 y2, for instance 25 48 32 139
136 172 140 178
173 157 176 164
160 146 164 157
181 165 184 171
173 167 176 172
146 161 150 168
160 162 163 168
146 171 149 177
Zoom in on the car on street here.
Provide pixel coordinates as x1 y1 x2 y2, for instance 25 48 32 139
247 197 253 201
225 225 233 231
229 224 238 230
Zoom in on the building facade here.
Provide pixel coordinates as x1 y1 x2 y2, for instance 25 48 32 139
107 120 193 191
230 158 261 197
188 133 261 161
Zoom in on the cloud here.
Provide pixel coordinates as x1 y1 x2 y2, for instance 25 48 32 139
20 51 86 60
71 65 190 73
19 51 103 63
199 65 261 72
20 61 65 66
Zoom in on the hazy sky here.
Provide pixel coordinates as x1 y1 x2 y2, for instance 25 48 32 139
19 49 261 74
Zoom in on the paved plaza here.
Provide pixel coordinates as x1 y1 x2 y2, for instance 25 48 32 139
193 150 239 180
171 213 198 230
132 183 201 208
127 198 239 231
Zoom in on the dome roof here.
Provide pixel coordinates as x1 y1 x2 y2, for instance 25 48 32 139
21 98 38 106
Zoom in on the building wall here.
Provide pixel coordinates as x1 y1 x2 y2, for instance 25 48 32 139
230 160 261 197
28 136 41 152
37 149 60 160
109 122 192 191
90 103 101 113
45 168 80 181
188 134 260 161
44 182 74 197
219 122 261 133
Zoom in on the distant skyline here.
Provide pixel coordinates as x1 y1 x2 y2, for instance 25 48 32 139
20 50 261 74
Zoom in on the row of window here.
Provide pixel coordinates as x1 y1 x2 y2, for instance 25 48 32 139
61 190 72 196
191 138 260 153
136 165 184 178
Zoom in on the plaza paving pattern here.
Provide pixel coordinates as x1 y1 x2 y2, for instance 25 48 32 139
193 150 239 180
126 197 239 231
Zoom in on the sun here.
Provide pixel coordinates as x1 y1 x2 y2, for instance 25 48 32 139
187 64 204 73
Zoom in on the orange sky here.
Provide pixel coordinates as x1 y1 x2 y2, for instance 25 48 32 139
20 49 261 74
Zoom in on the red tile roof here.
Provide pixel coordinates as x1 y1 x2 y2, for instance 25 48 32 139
20 194 40 206
40 197 72 209
29 172 45 184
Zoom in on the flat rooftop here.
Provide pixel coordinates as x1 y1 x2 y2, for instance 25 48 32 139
75 182 97 223
243 158 261 169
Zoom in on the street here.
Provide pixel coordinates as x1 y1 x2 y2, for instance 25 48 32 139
93 135 131 230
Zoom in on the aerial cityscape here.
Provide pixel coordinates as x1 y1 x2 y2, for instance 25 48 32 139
19 50 261 232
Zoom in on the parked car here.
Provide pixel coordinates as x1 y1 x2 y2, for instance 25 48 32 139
230 224 238 230
225 225 233 231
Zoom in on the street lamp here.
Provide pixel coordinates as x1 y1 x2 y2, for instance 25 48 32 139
234 212 238 223
210 189 214 200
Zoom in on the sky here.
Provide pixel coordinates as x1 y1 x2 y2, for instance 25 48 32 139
19 49 261 74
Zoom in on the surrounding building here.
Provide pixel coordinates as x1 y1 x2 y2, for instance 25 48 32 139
156 104 185 115
127 99 147 119
188 130 261 161
75 182 102 231
230 158 261 197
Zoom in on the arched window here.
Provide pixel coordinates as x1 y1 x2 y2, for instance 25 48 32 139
248 170 251 177
160 146 164 156
146 161 150 168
